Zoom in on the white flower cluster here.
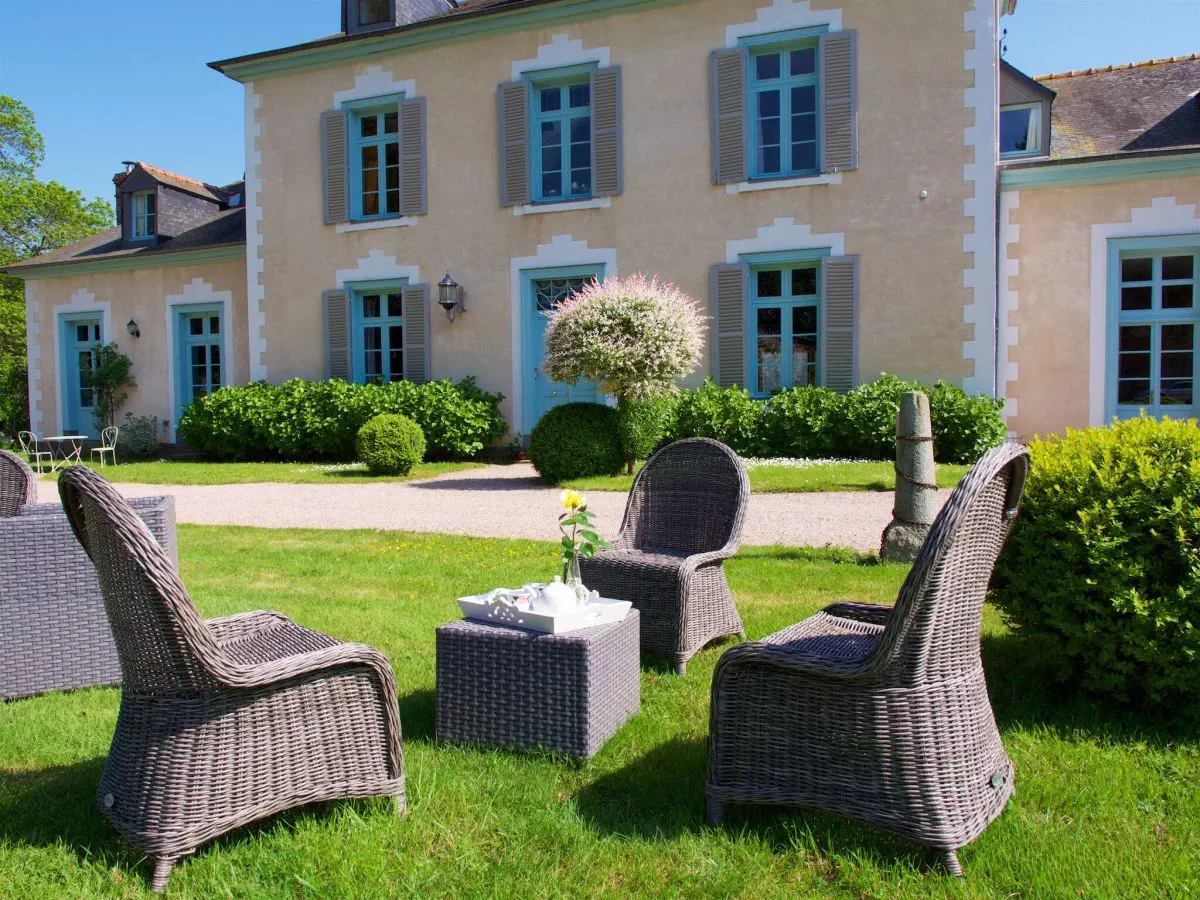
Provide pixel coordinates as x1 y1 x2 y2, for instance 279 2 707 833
740 457 874 470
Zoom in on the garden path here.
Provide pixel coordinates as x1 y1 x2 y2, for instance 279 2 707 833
36 463 950 552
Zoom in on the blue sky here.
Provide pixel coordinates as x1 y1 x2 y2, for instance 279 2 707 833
2 0 1198 206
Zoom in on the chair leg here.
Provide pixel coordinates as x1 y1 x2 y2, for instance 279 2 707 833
150 856 178 893
938 850 963 877
706 797 725 826
673 660 687 676
393 794 407 818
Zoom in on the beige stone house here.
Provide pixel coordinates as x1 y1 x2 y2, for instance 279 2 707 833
6 0 1198 444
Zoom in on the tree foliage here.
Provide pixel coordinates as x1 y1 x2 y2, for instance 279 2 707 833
0 95 44 181
83 343 136 431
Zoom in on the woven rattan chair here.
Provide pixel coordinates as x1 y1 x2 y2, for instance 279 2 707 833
579 438 749 675
0 448 37 517
57 466 406 892
706 442 1030 876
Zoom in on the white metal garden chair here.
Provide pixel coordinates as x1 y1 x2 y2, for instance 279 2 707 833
18 431 52 475
90 426 118 468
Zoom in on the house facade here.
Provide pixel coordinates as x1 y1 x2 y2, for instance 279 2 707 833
6 0 1198 445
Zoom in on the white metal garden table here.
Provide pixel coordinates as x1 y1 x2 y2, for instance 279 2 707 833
42 435 85 472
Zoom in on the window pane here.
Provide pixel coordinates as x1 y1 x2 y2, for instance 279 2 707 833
571 167 592 196
793 305 817 334
792 268 818 296
1163 284 1194 309
1163 255 1195 281
792 113 816 142
1121 257 1152 282
384 111 398 134
92 325 100 341
387 294 404 317
363 326 381 350
757 336 782 393
359 0 389 25
191 345 207 366
568 83 590 109
755 53 781 81
757 270 783 298
791 85 816 114
1120 325 1151 351
189 317 203 336
1160 350 1193 379
389 351 405 380
757 90 780 118
541 120 561 146
760 146 781 174
570 116 590 144
1118 351 1150 379
1162 323 1194 352
210 345 220 366
540 88 562 113
386 190 400 214
1118 379 1152 405
542 146 562 174
211 362 221 390
363 169 379 193
999 108 1033 154
790 47 816 75
542 172 562 198
386 165 400 190
570 143 590 169
792 336 817 387
757 307 781 333
361 145 378 168
389 325 405 349
76 325 89 342
362 193 380 216
759 116 780 147
1121 286 1152 311
385 142 399 166
209 316 220 334
359 115 378 139
362 295 381 318
791 142 817 173
146 193 156 214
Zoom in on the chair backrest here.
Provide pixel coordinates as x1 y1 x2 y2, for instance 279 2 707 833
0 449 37 517
58 465 221 694
17 431 37 456
617 438 749 555
101 426 118 449
870 442 1030 686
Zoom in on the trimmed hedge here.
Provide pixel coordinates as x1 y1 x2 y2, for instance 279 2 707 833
356 414 426 475
178 378 505 462
529 403 624 483
992 417 1200 711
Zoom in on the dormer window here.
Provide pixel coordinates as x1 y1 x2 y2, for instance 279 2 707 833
1000 103 1042 158
132 191 157 239
358 0 390 26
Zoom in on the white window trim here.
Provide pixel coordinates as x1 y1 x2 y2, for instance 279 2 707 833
726 173 843 194
333 65 416 106
164 278 234 442
512 197 612 216
725 217 845 263
336 217 417 234
336 249 420 289
725 0 842 47
51 289 113 436
1000 102 1043 159
511 33 610 80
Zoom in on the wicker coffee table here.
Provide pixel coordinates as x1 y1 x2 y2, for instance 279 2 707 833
436 610 640 760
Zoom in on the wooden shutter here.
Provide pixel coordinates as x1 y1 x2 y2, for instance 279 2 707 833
710 47 748 185
397 97 427 216
710 263 749 388
591 67 623 197
497 81 532 207
402 283 430 384
820 30 858 172
323 289 351 380
320 109 350 224
821 256 859 392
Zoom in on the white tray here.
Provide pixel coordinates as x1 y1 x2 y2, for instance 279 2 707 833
457 590 632 635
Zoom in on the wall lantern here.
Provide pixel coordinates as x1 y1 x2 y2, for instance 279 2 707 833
437 272 467 322
126 319 141 338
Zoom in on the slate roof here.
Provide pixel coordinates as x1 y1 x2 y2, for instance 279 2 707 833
1037 54 1200 161
3 207 245 274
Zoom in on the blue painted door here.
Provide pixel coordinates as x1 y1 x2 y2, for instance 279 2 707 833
522 267 603 431
176 305 224 423
60 316 101 437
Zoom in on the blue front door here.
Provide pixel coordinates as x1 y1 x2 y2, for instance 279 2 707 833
60 316 101 437
175 305 224 424
522 267 603 431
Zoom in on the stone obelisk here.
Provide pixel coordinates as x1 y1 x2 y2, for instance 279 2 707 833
880 391 937 562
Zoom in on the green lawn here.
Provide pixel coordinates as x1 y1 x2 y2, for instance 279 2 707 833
34 459 483 485
1 528 1195 897
565 460 971 494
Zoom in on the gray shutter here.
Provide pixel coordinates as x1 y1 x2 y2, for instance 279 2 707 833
820 30 858 172
321 109 350 224
497 80 531 207
821 256 859 392
710 47 748 185
402 283 430 384
397 97 427 216
323 289 351 380
710 263 749 388
590 66 622 197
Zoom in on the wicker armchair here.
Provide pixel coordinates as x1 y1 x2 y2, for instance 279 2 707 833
0 448 37 517
579 438 749 675
57 466 406 892
706 442 1031 876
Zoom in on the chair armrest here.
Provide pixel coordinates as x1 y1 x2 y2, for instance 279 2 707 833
714 634 880 683
206 610 295 647
822 601 894 628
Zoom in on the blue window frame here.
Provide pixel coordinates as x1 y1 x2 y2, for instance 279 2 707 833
745 30 821 180
1108 237 1200 420
350 282 407 383
529 66 594 203
132 191 156 239
747 254 825 395
346 95 402 220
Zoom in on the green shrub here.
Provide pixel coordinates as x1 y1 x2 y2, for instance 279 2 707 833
178 378 505 462
670 379 764 457
616 394 679 465
992 417 1200 711
116 413 160 460
529 403 624 483
356 414 426 476
761 386 841 459
928 381 1008 464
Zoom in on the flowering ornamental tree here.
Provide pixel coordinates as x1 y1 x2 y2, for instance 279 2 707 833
542 274 706 403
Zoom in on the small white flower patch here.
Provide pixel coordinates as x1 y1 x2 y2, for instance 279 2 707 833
740 457 874 470
309 462 369 473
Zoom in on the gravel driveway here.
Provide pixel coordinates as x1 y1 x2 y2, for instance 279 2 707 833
36 463 950 552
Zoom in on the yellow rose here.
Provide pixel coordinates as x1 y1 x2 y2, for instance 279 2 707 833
560 489 585 512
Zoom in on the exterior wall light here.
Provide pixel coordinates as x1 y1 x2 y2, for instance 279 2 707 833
126 319 141 338
437 272 466 322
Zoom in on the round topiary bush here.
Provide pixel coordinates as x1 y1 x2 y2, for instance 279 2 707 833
529 403 624 483
355 413 426 476
992 417 1200 711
